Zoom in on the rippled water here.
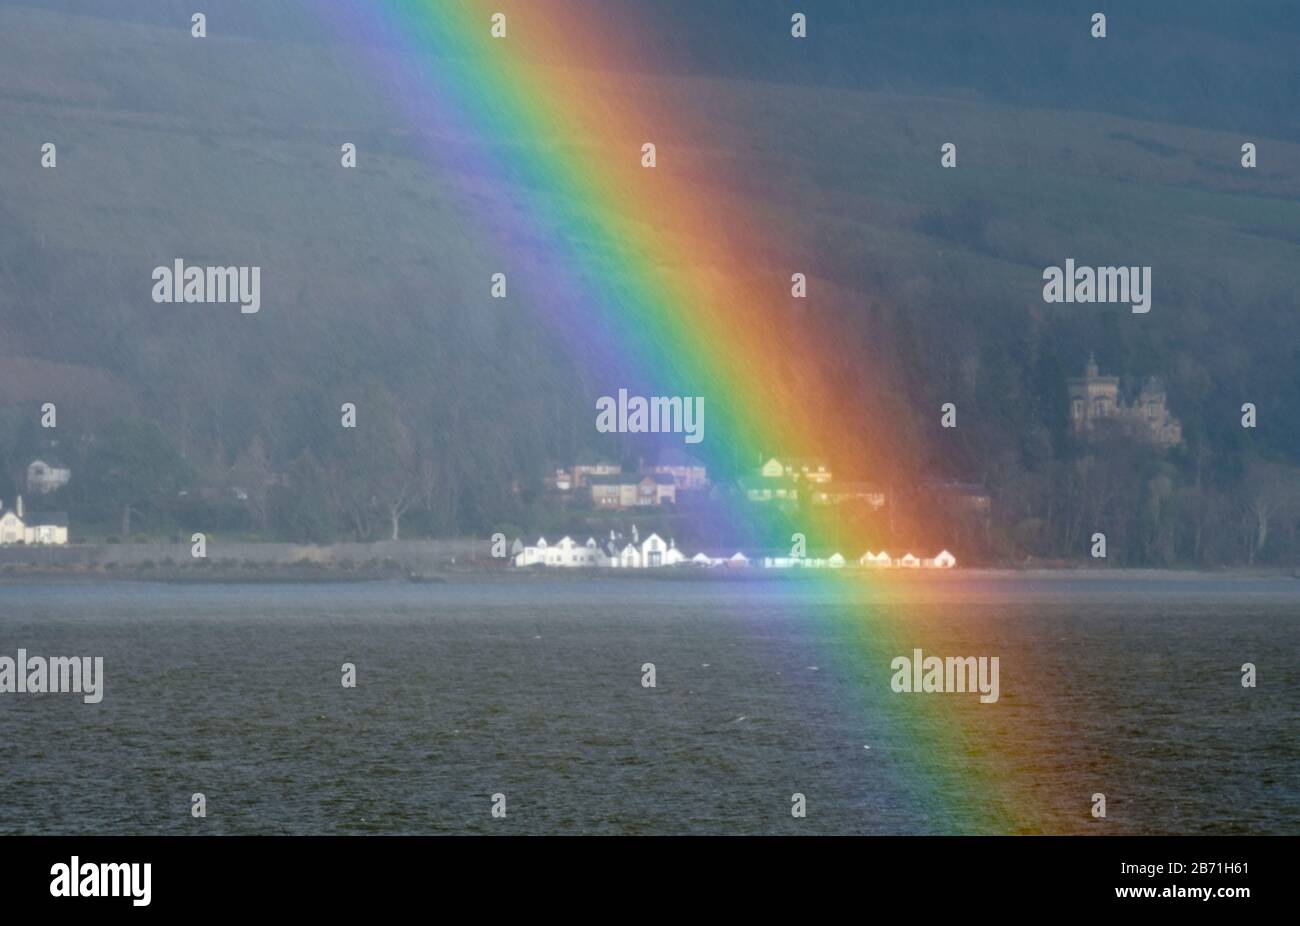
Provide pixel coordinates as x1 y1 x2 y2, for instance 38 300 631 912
1 576 1296 834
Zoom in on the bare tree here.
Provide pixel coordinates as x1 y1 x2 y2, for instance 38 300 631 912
230 434 273 532
375 418 419 542
1241 459 1300 565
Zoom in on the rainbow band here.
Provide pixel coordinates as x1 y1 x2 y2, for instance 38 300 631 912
324 1 1067 833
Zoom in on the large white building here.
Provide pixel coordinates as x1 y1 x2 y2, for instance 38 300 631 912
0 496 69 545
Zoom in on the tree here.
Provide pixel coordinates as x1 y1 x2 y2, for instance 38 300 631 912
374 414 419 542
269 450 335 542
327 386 426 541
88 418 190 537
230 435 274 532
1240 458 1300 564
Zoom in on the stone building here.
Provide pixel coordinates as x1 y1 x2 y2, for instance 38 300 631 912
1068 356 1181 447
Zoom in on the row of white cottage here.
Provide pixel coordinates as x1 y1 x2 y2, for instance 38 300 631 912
514 535 956 569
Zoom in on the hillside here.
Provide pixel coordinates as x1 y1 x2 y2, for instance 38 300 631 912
1 1 1298 563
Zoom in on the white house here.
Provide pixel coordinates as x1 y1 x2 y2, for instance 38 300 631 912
728 552 750 567
26 459 71 495
663 539 686 566
619 543 642 568
898 553 921 568
581 537 608 566
922 550 958 569
0 508 23 545
691 552 713 566
0 496 69 545
549 536 582 566
860 550 891 567
640 533 668 567
514 535 612 567
514 536 549 566
759 457 832 483
827 552 846 568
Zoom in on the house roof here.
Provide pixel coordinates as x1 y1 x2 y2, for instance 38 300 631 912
26 512 68 527
587 474 626 486
656 448 705 468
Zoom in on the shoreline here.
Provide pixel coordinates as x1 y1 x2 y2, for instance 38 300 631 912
4 540 1295 585
1 562 1296 586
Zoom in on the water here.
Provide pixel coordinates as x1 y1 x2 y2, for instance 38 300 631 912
1 575 1296 834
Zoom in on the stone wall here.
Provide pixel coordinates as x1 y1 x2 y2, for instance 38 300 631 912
0 539 489 568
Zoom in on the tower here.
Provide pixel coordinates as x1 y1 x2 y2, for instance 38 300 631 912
1067 355 1119 433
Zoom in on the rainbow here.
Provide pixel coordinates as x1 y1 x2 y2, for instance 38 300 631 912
324 1 1074 833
